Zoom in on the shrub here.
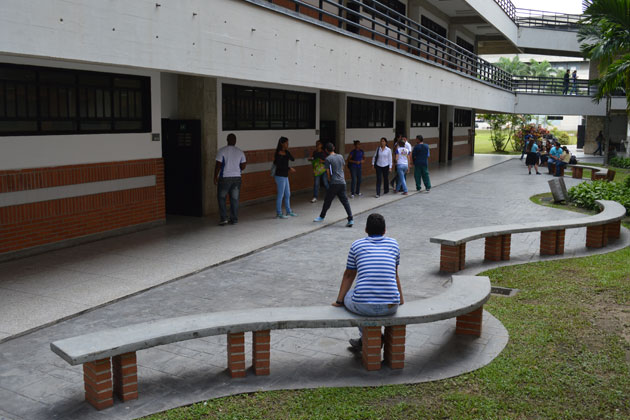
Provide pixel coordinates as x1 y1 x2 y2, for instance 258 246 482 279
568 180 630 215
610 156 630 169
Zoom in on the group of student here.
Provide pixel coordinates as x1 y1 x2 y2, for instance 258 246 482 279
522 134 574 177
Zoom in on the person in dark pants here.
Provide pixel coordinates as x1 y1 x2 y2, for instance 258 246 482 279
214 133 246 225
314 143 354 227
562 69 570 95
594 131 604 156
412 135 431 191
372 137 393 198
347 140 365 198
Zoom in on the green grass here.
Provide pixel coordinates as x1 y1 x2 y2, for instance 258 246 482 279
143 223 630 419
474 130 520 155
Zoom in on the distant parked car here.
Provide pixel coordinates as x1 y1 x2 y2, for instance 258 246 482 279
475 121 490 130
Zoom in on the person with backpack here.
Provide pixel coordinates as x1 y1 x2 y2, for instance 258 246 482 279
309 140 328 203
347 140 365 198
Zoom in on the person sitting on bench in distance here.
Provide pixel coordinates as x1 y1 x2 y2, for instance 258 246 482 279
332 213 404 350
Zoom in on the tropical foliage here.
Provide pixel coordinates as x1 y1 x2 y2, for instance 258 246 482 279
480 113 530 152
579 0 630 110
610 156 630 168
568 180 630 214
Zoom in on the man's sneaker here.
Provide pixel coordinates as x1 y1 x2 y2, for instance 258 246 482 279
218 220 228 226
310 197 317 203
287 212 298 217
350 194 354 199
402 192 408 195
313 216 324 222
228 219 237 225
276 214 288 219
357 193 363 197
374 194 380 198
349 338 362 351
425 189 430 193
346 220 354 227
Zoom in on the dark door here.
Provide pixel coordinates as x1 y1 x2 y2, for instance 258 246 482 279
320 120 336 150
396 120 406 138
448 122 454 161
161 119 203 217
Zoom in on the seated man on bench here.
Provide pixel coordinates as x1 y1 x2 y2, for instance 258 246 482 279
332 213 404 350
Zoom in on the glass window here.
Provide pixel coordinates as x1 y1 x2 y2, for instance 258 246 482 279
346 97 393 129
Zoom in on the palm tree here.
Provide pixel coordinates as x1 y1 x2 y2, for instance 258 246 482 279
578 0 630 109
496 56 528 75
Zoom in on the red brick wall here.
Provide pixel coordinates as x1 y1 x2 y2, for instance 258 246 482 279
452 135 472 159
0 159 165 255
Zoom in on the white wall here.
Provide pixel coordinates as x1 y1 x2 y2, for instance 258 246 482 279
517 27 581 54
0 0 516 115
217 78 320 151
515 94 610 116
160 72 178 119
0 55 162 170
464 0 518 45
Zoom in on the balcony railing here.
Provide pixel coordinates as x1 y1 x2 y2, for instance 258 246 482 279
248 1 609 98
515 8 582 31
493 0 516 22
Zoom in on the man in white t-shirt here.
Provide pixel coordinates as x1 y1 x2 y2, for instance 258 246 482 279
214 133 246 225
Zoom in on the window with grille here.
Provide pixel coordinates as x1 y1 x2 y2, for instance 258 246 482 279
347 97 393 129
454 108 472 127
411 104 439 127
222 84 315 130
0 63 151 136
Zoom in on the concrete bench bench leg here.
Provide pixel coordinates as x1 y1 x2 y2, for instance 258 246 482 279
540 229 565 255
362 326 382 371
586 225 608 248
253 330 271 375
227 332 247 378
384 325 406 369
572 167 583 178
113 352 138 402
606 169 616 181
455 307 483 337
83 358 114 410
440 243 466 272
484 234 511 261
606 221 621 240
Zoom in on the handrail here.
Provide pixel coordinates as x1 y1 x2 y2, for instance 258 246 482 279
512 75 594 96
515 8 582 31
493 0 516 22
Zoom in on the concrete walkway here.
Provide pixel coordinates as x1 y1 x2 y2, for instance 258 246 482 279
1 155 627 420
0 155 512 341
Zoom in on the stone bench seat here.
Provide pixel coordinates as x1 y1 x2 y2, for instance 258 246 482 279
567 164 615 181
51 275 490 410
430 200 626 272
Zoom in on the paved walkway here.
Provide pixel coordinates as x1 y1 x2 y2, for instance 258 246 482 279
1 155 628 420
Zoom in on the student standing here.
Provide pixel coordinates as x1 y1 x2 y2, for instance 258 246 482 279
214 133 246 225
309 140 328 203
273 137 297 219
347 140 365 198
412 135 431 192
525 139 541 175
372 137 392 198
394 139 410 195
313 143 354 227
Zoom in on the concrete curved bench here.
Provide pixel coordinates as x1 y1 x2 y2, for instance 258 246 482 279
51 275 490 410
430 200 626 272
567 164 615 181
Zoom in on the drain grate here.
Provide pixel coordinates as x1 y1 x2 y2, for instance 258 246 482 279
491 286 518 297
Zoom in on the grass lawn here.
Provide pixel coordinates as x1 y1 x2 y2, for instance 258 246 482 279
474 130 520 155
144 228 630 418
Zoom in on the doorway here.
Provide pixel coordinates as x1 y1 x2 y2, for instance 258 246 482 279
161 119 203 216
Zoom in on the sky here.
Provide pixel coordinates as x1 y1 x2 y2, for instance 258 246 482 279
512 0 583 14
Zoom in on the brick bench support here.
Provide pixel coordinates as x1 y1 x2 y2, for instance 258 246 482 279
252 330 271 376
606 221 621 240
540 229 565 255
83 358 114 410
572 167 583 178
455 307 483 337
440 243 466 272
112 352 138 402
484 234 511 261
227 332 246 378
384 325 406 369
362 326 382 371
586 225 608 248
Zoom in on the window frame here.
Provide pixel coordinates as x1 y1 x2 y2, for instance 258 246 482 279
0 63 152 136
410 103 439 127
346 97 394 129
454 108 473 128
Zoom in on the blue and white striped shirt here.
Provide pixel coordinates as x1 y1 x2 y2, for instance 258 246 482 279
346 236 400 304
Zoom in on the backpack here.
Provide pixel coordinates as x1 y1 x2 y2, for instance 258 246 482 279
569 155 577 165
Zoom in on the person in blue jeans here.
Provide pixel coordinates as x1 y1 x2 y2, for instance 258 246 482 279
332 213 404 350
347 140 365 198
309 140 329 203
273 136 297 219
394 139 409 194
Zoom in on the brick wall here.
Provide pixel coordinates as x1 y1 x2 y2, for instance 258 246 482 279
0 159 165 256
452 135 472 159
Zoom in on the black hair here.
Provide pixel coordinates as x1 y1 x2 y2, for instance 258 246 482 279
416 135 424 142
366 213 386 236
276 136 289 153
227 133 236 144
325 142 334 152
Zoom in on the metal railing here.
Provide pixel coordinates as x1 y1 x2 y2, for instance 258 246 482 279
515 8 582 31
493 0 516 22
256 0 513 90
512 76 595 96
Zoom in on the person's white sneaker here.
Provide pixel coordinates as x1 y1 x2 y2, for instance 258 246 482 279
310 197 317 203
